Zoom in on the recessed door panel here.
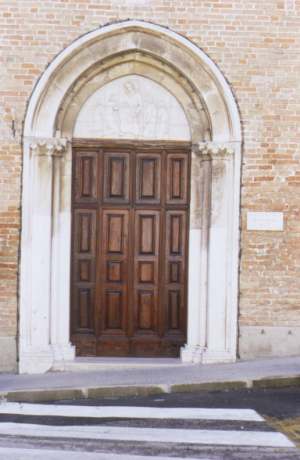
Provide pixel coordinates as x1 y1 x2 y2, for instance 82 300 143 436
99 209 129 337
107 261 122 282
77 287 94 331
103 152 130 203
168 290 181 330
138 290 155 330
74 151 99 203
74 210 96 255
71 209 97 340
105 290 123 330
164 210 187 336
133 210 160 338
138 262 155 283
166 153 189 205
77 260 92 282
107 214 126 254
136 154 161 204
138 213 159 256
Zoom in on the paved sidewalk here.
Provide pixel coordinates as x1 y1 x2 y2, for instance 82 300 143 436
0 356 299 402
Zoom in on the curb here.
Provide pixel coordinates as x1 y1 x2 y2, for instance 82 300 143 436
0 375 299 403
0 385 165 403
251 376 300 389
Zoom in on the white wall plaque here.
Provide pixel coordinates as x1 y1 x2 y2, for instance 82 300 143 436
247 212 284 231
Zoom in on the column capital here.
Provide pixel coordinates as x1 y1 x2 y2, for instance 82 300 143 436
194 142 235 159
27 137 69 157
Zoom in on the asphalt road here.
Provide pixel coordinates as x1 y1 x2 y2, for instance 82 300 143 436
53 385 300 418
0 387 299 459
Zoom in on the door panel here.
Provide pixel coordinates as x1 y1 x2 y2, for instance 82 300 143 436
133 210 160 348
77 287 95 331
97 209 129 354
166 153 189 205
136 153 161 204
164 210 187 338
103 151 130 204
74 151 99 203
137 212 159 256
105 290 123 329
71 209 97 354
71 143 190 357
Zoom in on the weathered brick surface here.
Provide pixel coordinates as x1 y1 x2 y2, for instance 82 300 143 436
0 0 300 359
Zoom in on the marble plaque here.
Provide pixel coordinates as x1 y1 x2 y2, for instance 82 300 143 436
247 212 284 231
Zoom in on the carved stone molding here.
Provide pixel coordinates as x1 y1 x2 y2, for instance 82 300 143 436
195 142 235 159
27 137 69 157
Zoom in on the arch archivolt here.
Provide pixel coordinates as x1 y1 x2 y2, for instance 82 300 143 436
26 25 238 140
20 20 241 373
58 52 210 142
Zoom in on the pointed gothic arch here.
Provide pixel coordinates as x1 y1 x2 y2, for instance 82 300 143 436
20 20 242 373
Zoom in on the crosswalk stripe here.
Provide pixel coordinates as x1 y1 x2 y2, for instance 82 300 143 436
0 403 264 421
0 422 294 447
0 448 209 460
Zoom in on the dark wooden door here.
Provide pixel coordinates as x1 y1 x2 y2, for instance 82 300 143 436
71 140 190 357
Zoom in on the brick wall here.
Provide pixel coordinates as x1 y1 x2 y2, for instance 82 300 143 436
1 0 300 366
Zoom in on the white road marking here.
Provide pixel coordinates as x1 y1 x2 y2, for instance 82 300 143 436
0 449 211 460
0 402 264 421
0 423 294 447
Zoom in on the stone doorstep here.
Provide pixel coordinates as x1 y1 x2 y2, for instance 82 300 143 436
51 357 185 372
0 375 300 403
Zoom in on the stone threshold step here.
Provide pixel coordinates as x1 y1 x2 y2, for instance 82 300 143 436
52 357 187 372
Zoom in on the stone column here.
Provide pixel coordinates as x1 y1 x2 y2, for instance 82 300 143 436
19 137 74 374
50 140 75 367
181 142 236 364
181 145 212 363
199 142 236 363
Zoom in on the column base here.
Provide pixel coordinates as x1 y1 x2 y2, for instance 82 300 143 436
0 336 17 372
180 345 203 363
180 345 237 364
201 349 236 364
19 344 75 374
19 347 54 374
51 344 76 371
52 344 76 362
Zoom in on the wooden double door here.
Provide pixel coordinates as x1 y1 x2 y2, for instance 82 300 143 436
71 141 191 357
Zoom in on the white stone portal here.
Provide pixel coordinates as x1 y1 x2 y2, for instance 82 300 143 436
20 20 242 373
74 75 190 140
